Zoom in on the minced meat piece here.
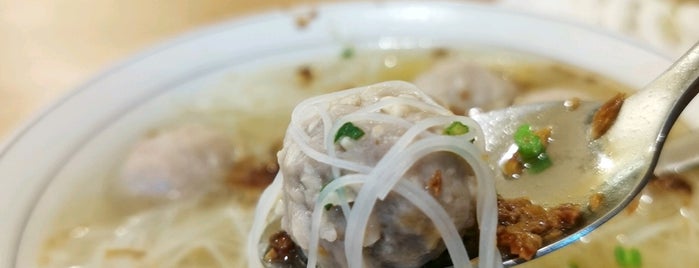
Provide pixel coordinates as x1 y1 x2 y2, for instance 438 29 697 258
496 197 583 260
264 231 306 267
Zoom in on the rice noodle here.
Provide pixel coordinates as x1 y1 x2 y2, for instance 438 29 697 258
247 173 284 268
53 193 254 268
308 174 366 268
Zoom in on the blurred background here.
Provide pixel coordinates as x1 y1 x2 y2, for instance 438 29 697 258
1 0 697 141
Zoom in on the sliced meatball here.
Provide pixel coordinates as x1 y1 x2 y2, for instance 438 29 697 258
115 124 235 204
414 59 517 114
278 81 479 267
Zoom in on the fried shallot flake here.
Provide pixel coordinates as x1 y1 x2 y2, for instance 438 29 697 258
591 93 626 139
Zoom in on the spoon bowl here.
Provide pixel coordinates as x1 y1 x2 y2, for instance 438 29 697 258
471 42 699 266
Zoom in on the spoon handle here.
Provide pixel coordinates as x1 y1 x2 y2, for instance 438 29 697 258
580 43 699 267
646 42 699 144
604 43 699 166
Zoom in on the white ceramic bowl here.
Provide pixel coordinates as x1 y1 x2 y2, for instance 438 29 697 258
0 1 690 267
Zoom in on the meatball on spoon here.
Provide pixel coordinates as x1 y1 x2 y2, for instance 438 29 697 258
471 42 699 265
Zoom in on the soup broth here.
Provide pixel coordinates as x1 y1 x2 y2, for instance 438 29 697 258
36 47 690 267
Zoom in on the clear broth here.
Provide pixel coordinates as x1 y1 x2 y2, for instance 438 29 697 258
38 47 690 267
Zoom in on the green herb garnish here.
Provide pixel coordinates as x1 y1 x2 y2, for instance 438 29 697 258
514 124 552 173
320 182 329 192
324 203 334 211
335 122 365 143
514 124 544 159
525 152 552 174
444 121 470 136
614 246 642 268
341 47 355 59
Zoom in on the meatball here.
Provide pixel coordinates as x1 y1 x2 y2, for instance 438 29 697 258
277 81 479 267
115 124 235 204
414 59 517 114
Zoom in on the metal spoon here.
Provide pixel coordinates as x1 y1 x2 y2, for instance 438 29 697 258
471 42 699 266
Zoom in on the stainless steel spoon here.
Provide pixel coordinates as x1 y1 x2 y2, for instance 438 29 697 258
471 42 699 266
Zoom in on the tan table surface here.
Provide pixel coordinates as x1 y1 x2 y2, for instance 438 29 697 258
0 0 327 141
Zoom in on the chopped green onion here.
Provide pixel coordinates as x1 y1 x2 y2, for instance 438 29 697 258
324 203 334 211
335 122 365 143
524 153 552 174
341 47 355 59
614 246 625 266
513 124 553 174
320 182 329 192
614 246 642 268
444 121 470 136
514 124 544 160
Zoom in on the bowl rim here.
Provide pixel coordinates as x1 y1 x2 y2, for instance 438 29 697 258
0 1 675 267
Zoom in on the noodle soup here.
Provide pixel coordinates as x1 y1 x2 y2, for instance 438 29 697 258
32 47 693 267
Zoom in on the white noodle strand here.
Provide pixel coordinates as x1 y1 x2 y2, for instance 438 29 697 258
247 173 284 268
308 174 367 268
392 180 472 268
